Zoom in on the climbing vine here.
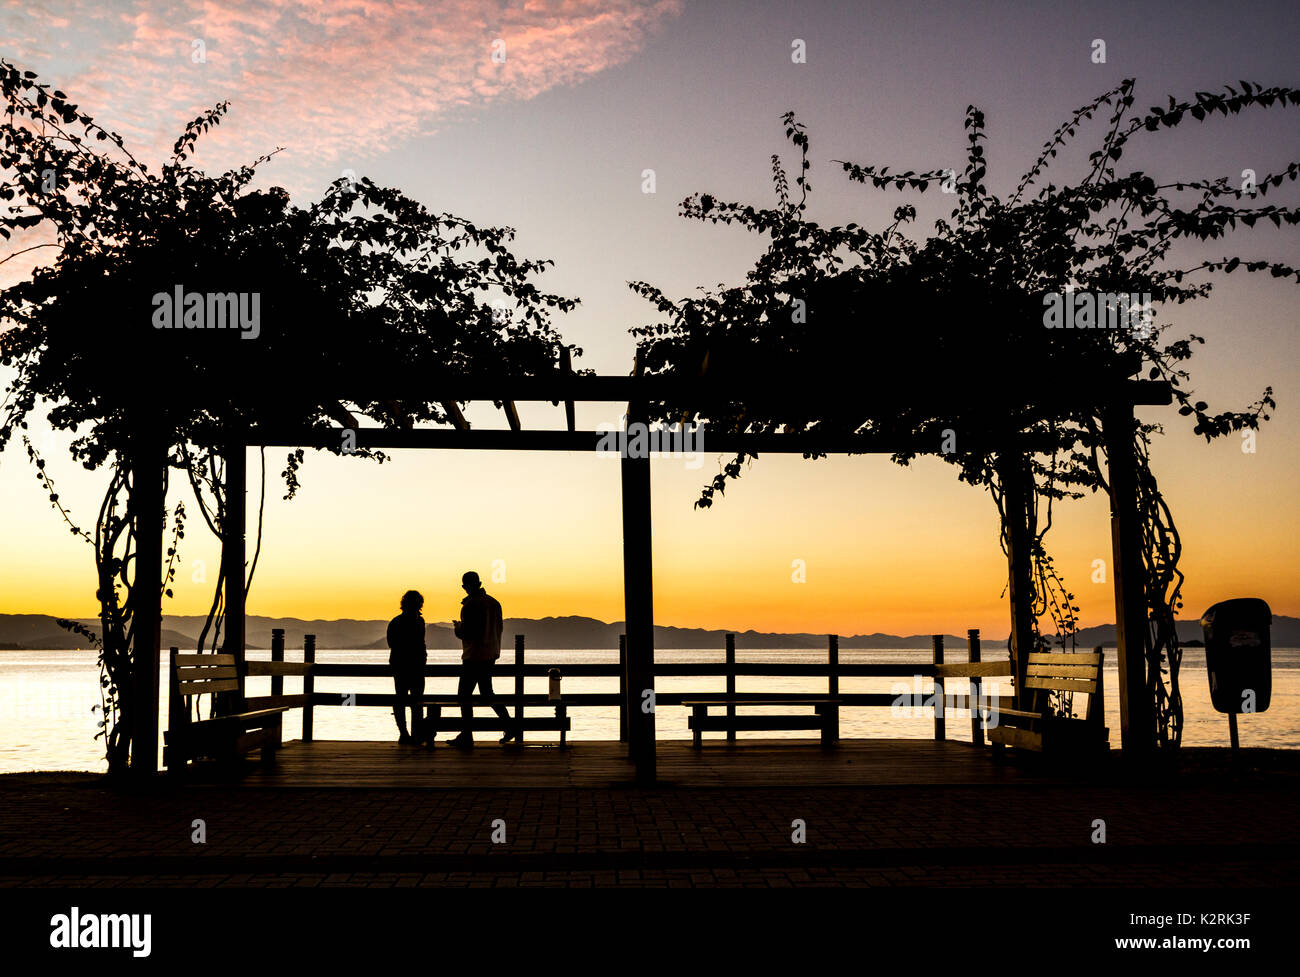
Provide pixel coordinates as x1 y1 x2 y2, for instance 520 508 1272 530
2 59 579 774
632 82 1298 749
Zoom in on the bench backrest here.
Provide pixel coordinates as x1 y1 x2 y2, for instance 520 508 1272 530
169 651 244 726
1023 649 1104 723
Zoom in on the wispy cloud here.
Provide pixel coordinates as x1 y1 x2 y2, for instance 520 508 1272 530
2 0 683 184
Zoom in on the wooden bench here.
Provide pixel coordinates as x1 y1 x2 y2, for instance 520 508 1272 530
416 699 571 748
683 698 842 749
165 650 288 772
988 649 1108 756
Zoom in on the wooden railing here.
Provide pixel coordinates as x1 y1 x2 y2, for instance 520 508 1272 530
213 627 1014 744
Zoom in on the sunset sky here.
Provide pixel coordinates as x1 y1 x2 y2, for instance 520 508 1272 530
1 0 1298 638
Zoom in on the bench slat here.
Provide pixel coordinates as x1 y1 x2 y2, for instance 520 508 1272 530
680 698 840 707
177 678 239 696
1024 676 1097 693
996 707 1043 720
177 665 237 681
688 715 830 731
224 707 290 722
1026 663 1098 677
173 654 236 666
1026 652 1102 666
186 707 289 727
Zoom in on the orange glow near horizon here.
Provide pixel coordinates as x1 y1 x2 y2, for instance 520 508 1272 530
4 419 1298 638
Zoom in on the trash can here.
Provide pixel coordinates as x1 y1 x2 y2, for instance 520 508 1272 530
1200 598 1271 715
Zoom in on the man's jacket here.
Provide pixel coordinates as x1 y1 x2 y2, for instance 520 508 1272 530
458 589 503 662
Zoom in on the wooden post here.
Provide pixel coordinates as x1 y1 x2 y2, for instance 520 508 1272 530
166 647 182 769
302 634 315 742
618 634 628 742
222 438 247 687
130 424 164 778
968 629 983 746
1104 401 1153 758
725 633 736 742
999 448 1036 708
515 634 525 743
1083 644 1107 749
620 411 656 784
270 628 284 699
932 635 945 741
828 634 840 743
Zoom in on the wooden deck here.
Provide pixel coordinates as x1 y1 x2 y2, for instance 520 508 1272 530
230 738 1077 788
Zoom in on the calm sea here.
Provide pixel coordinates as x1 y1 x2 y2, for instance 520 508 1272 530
2 647 1297 773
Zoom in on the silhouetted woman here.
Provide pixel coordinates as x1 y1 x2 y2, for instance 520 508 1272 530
386 590 427 744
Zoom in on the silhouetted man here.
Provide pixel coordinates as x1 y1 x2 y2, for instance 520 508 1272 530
447 571 519 747
386 590 427 744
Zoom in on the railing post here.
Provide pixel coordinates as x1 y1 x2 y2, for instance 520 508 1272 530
515 634 525 743
725 633 736 742
271 627 285 699
828 634 840 743
302 634 315 742
968 629 983 746
618 634 628 742
932 634 945 741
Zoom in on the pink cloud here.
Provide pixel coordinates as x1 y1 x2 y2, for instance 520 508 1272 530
2 0 684 188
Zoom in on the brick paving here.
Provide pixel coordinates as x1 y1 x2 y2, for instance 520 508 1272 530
1 771 1297 887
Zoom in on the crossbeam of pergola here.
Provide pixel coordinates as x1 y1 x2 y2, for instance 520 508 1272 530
328 375 1170 407
134 374 1171 784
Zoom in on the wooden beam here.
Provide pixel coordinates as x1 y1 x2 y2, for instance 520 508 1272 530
502 400 521 431
382 399 413 430
222 438 247 696
1104 401 1153 757
559 347 576 433
324 402 358 429
242 425 1059 456
440 401 469 431
131 422 165 778
333 375 1173 407
621 404 656 784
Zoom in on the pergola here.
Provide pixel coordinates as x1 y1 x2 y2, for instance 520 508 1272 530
130 373 1171 784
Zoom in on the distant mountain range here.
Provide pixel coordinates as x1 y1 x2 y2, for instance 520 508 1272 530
3 612 1299 652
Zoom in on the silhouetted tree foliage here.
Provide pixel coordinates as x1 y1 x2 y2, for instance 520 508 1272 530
0 60 579 773
632 81 1299 749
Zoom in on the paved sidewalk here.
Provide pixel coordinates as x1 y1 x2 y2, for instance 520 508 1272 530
1 772 1296 887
